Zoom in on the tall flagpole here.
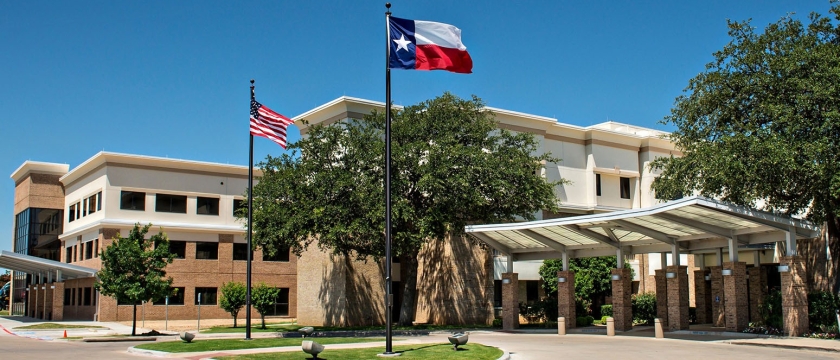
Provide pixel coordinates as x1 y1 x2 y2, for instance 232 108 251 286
246 79 255 340
383 2 394 355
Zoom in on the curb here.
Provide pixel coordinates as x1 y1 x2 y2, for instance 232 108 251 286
84 336 157 342
726 341 840 353
127 347 171 357
671 330 769 338
495 348 511 360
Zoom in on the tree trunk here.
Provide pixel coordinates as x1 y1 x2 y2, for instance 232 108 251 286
398 254 419 326
261 314 266 329
233 312 238 328
828 215 840 294
131 303 137 336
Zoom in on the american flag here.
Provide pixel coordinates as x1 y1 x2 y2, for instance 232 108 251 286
250 99 294 149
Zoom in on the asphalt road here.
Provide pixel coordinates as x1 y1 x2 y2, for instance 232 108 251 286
0 332 148 360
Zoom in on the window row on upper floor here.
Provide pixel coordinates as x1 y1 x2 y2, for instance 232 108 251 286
68 191 102 222
120 191 246 216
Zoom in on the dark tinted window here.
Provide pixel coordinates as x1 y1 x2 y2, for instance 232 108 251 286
97 191 102 211
168 241 186 259
526 280 539 303
84 287 92 306
196 242 218 260
197 197 219 215
233 199 246 217
263 247 290 262
156 194 187 213
266 288 290 316
195 287 218 305
233 243 250 261
596 174 602 196
120 191 146 210
155 287 186 305
64 289 71 305
620 177 631 199
69 204 77 222
84 241 93 260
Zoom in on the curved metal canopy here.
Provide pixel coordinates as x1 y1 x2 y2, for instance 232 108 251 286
465 196 820 260
0 250 96 280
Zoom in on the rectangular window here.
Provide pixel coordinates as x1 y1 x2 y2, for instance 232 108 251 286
83 287 92 306
493 280 502 307
196 242 219 260
83 199 88 216
155 194 187 213
267 288 290 316
65 247 72 263
196 197 219 215
87 194 97 215
168 241 187 259
84 241 93 260
596 174 602 196
94 239 99 257
71 288 76 305
233 199 246 217
69 204 76 222
76 203 80 220
64 289 71 305
194 287 218 305
120 191 146 211
233 243 249 261
97 191 102 211
263 247 290 262
77 287 82 305
620 177 631 199
154 287 185 305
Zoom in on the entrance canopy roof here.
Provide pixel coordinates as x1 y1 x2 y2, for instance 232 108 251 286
465 197 820 261
0 250 96 280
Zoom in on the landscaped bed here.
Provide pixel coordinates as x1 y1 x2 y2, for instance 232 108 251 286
14 323 106 330
203 323 491 334
213 343 503 360
134 337 385 353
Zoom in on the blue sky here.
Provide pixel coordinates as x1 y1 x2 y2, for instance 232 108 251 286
0 0 833 269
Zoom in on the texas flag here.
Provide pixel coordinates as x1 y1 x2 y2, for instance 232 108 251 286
389 16 473 74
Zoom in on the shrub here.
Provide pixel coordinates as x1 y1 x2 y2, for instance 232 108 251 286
808 291 840 331
600 315 610 325
631 292 657 325
601 305 613 317
576 315 594 327
576 297 592 316
492 318 502 328
760 290 783 329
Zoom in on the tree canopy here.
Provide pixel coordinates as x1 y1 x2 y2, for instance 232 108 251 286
220 281 247 328
248 92 564 324
651 5 840 223
651 4 840 291
539 257 633 311
96 223 175 335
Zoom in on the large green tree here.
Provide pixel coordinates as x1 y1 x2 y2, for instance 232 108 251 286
539 257 632 313
249 93 563 325
651 4 840 291
95 224 175 335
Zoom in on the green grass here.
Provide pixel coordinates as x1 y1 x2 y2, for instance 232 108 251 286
135 337 385 353
14 323 106 330
215 343 503 360
203 323 492 334
0 310 8 316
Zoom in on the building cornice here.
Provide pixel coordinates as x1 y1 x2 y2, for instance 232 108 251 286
10 161 69 184
60 218 246 240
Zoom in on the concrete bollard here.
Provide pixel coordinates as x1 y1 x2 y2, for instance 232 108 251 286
654 318 664 338
558 317 566 335
606 317 615 336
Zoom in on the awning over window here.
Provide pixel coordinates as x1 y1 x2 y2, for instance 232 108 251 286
0 250 96 280
465 196 820 260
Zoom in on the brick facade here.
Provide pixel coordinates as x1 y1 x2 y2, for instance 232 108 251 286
747 266 766 323
665 265 689 331
654 269 668 328
780 256 809 336
693 270 711 324
556 271 575 329
709 266 724 327
501 273 519 330
723 262 748 332
611 268 632 331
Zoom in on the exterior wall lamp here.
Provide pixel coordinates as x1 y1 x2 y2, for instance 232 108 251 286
777 265 790 273
557 277 566 283
610 274 621 281
665 272 676 279
721 269 733 276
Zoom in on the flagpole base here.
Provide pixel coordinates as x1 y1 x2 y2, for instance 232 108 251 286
377 352 401 357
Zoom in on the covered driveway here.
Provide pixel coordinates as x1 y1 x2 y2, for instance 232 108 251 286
465 196 820 335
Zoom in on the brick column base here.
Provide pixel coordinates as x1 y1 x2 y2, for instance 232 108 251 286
611 268 632 331
52 282 65 321
723 262 748 332
666 266 689 331
709 266 725 327
693 270 711 324
654 269 668 328
556 271 575 329
748 266 765 323
502 273 520 330
780 256 808 336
